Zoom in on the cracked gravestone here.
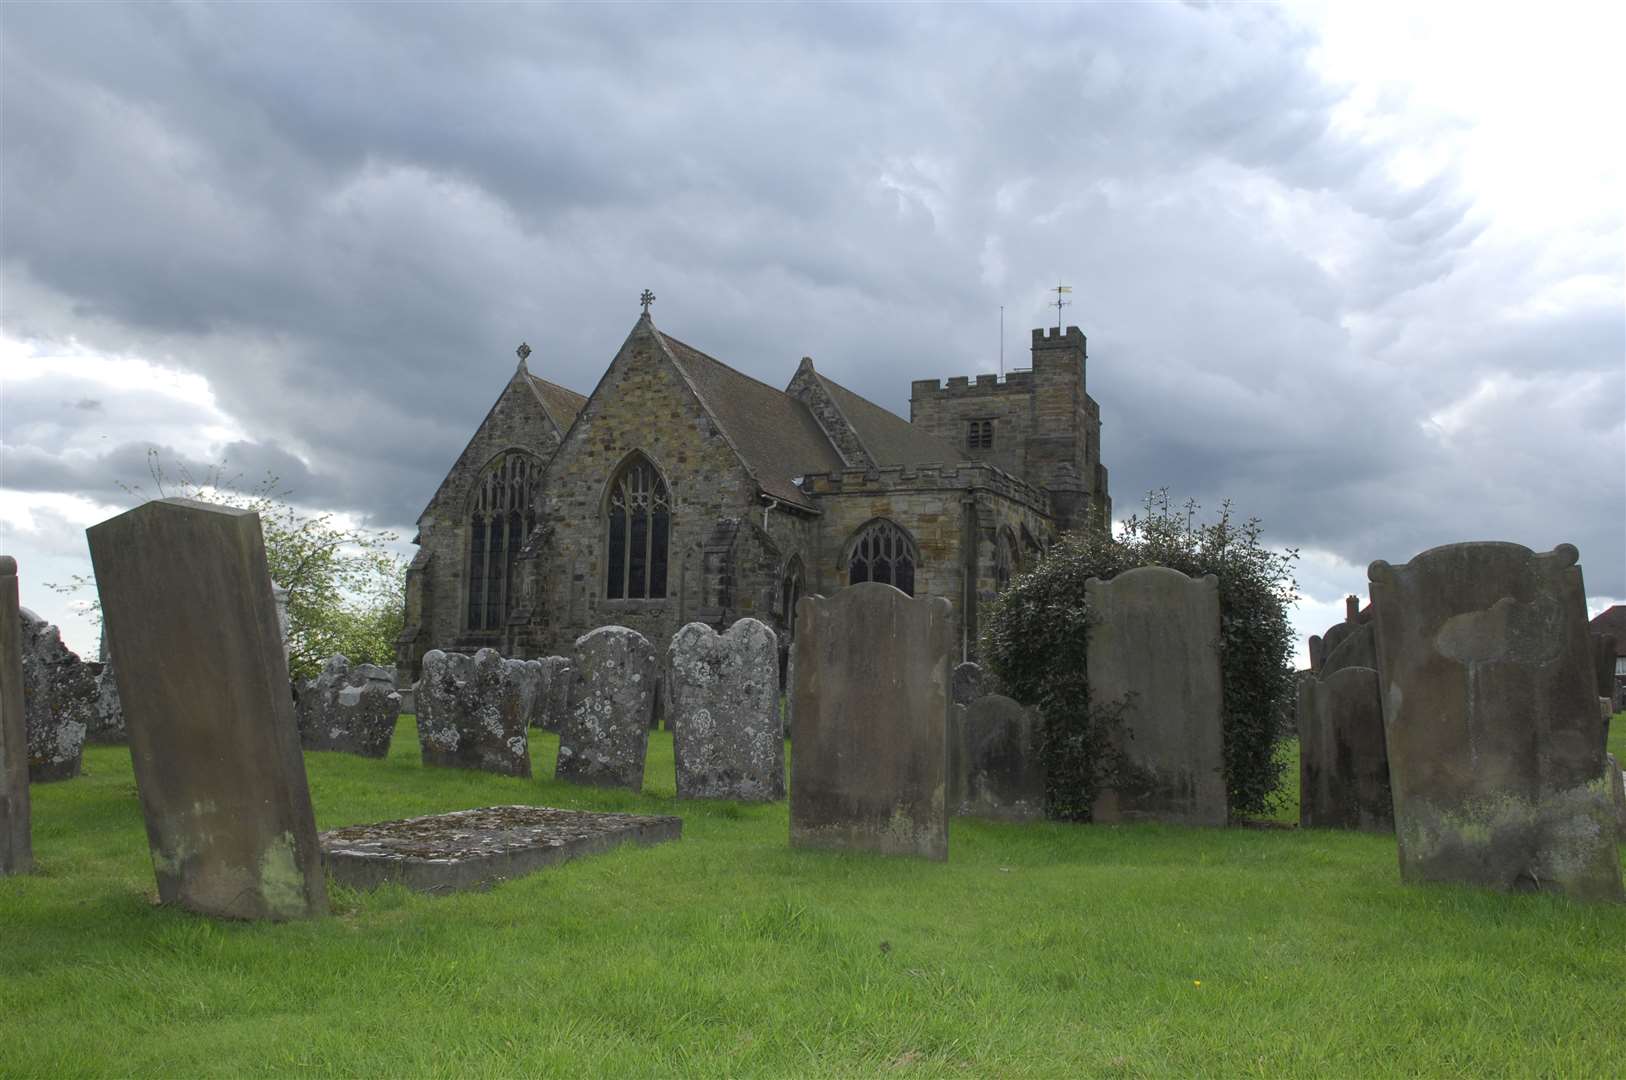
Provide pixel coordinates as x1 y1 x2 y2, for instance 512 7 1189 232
294 655 401 758
18 607 95 782
1369 542 1622 902
668 618 784 801
86 498 327 920
1085 566 1226 826
790 582 951 860
414 649 530 777
558 627 655 790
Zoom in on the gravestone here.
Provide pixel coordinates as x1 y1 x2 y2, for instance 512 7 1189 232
951 661 986 706
667 618 784 801
1608 753 1626 842
505 657 545 731
1 556 32 875
294 655 401 758
1084 567 1226 826
1298 666 1392 832
414 649 530 777
88 626 126 744
1322 622 1378 675
536 655 572 732
790 582 951 860
1589 633 1616 700
952 693 1044 822
1369 542 1622 902
86 498 327 920
18 608 94 782
558 627 655 790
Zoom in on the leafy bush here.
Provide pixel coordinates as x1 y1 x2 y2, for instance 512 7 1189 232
981 490 1299 820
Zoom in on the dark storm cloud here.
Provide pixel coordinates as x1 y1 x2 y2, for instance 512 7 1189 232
1 2 1620 596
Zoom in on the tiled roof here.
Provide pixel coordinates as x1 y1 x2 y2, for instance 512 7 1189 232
815 373 967 467
656 330 846 510
1591 605 1626 651
526 374 588 435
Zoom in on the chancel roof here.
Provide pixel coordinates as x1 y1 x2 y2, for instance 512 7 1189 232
525 373 588 435
813 371 967 468
655 329 845 509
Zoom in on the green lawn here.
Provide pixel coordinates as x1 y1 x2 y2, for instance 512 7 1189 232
3 718 1624 1078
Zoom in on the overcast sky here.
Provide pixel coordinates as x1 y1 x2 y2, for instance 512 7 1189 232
2 1 1622 660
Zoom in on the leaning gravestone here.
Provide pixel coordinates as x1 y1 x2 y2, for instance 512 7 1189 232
791 583 952 860
414 649 530 778
1369 542 1623 902
952 693 1044 822
668 618 784 801
294 655 401 758
2 556 32 876
558 627 655 790
86 499 327 920
1298 664 1392 832
951 661 986 707
1085 567 1227 826
18 608 95 781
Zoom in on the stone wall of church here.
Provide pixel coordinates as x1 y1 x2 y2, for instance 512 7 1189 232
802 462 1052 658
522 323 782 657
398 370 561 681
909 372 1034 479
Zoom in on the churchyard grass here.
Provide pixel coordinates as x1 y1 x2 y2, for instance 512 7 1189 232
4 718 1624 1077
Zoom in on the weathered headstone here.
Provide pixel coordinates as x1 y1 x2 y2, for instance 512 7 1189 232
667 618 785 801
1589 633 1617 700
558 627 655 790
1084 567 1226 826
1322 622 1378 675
536 655 572 732
951 661 986 706
88 625 126 744
1369 542 1623 902
414 649 531 777
294 655 401 758
1607 753 1626 842
1 556 32 876
18 608 94 781
505 657 545 731
86 498 327 920
1298 665 1392 832
951 693 1044 821
790 583 951 860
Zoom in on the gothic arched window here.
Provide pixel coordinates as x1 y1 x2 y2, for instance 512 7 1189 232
995 528 1016 592
466 451 541 632
847 519 917 596
606 454 671 600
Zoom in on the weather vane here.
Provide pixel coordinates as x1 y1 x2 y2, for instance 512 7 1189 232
640 289 656 315
516 341 531 362
1052 283 1072 332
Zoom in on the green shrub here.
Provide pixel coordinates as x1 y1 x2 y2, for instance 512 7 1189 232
981 491 1299 820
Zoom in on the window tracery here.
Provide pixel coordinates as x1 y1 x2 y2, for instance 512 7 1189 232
847 519 917 596
606 455 671 600
466 452 541 631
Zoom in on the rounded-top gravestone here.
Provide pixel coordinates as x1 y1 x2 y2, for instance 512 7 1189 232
559 627 656 791
668 618 784 801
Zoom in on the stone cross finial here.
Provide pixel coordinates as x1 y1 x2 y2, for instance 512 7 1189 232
640 289 656 315
516 342 531 370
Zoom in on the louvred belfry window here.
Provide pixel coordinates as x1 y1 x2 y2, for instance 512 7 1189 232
606 455 671 600
847 519 917 596
466 452 541 631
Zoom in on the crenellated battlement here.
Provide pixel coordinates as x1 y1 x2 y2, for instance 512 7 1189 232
1032 325 1086 348
800 460 1051 514
910 370 1033 399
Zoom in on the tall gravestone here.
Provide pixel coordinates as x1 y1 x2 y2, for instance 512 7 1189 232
1 556 32 876
536 655 572 732
668 618 785 801
86 499 327 920
1085 567 1226 826
415 649 531 777
294 655 401 758
951 693 1044 822
1298 622 1392 832
18 608 95 781
790 583 951 860
1369 542 1623 902
558 627 655 790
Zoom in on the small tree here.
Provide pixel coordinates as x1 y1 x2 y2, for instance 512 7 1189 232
980 490 1299 820
50 450 406 681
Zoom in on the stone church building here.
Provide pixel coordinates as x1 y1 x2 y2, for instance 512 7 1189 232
395 308 1110 682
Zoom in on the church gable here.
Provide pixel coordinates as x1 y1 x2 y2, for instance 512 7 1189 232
418 361 565 527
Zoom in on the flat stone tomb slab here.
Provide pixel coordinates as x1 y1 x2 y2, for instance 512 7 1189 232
320 805 682 894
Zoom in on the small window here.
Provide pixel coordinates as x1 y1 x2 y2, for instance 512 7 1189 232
847 519 917 596
966 419 994 450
